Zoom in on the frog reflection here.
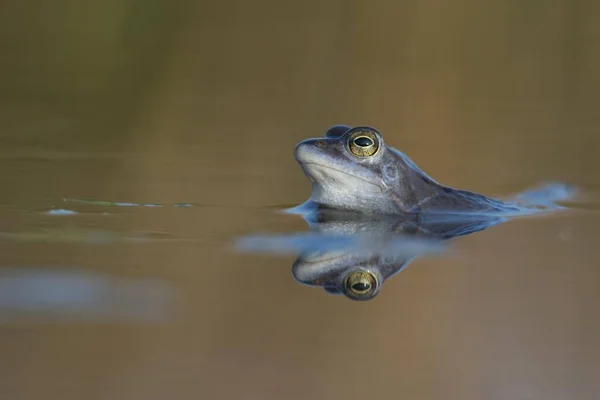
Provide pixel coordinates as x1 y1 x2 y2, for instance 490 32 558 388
292 209 506 301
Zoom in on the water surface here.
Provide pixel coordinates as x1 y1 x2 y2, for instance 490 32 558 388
2 2 600 400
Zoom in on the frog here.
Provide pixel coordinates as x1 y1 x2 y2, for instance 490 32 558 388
294 125 543 215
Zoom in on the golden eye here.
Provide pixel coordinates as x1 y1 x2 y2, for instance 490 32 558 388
344 271 378 300
348 132 379 157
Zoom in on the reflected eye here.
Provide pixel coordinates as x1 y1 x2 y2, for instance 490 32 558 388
351 281 371 292
348 131 379 157
344 271 378 300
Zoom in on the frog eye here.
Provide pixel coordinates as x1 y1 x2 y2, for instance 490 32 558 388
344 271 378 300
348 131 380 157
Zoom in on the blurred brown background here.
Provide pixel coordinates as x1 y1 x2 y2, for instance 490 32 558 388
0 1 599 399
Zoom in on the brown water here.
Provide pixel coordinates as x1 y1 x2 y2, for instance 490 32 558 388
2 1 600 399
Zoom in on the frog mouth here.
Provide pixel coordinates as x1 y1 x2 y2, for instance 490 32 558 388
298 162 385 191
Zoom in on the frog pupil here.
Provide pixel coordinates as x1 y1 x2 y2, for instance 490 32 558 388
354 137 373 147
351 282 370 292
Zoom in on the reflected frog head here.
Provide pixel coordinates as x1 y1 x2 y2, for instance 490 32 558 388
288 209 505 301
292 249 412 301
237 208 517 301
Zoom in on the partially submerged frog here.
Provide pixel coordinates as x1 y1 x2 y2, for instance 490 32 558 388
237 128 574 301
294 125 568 215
